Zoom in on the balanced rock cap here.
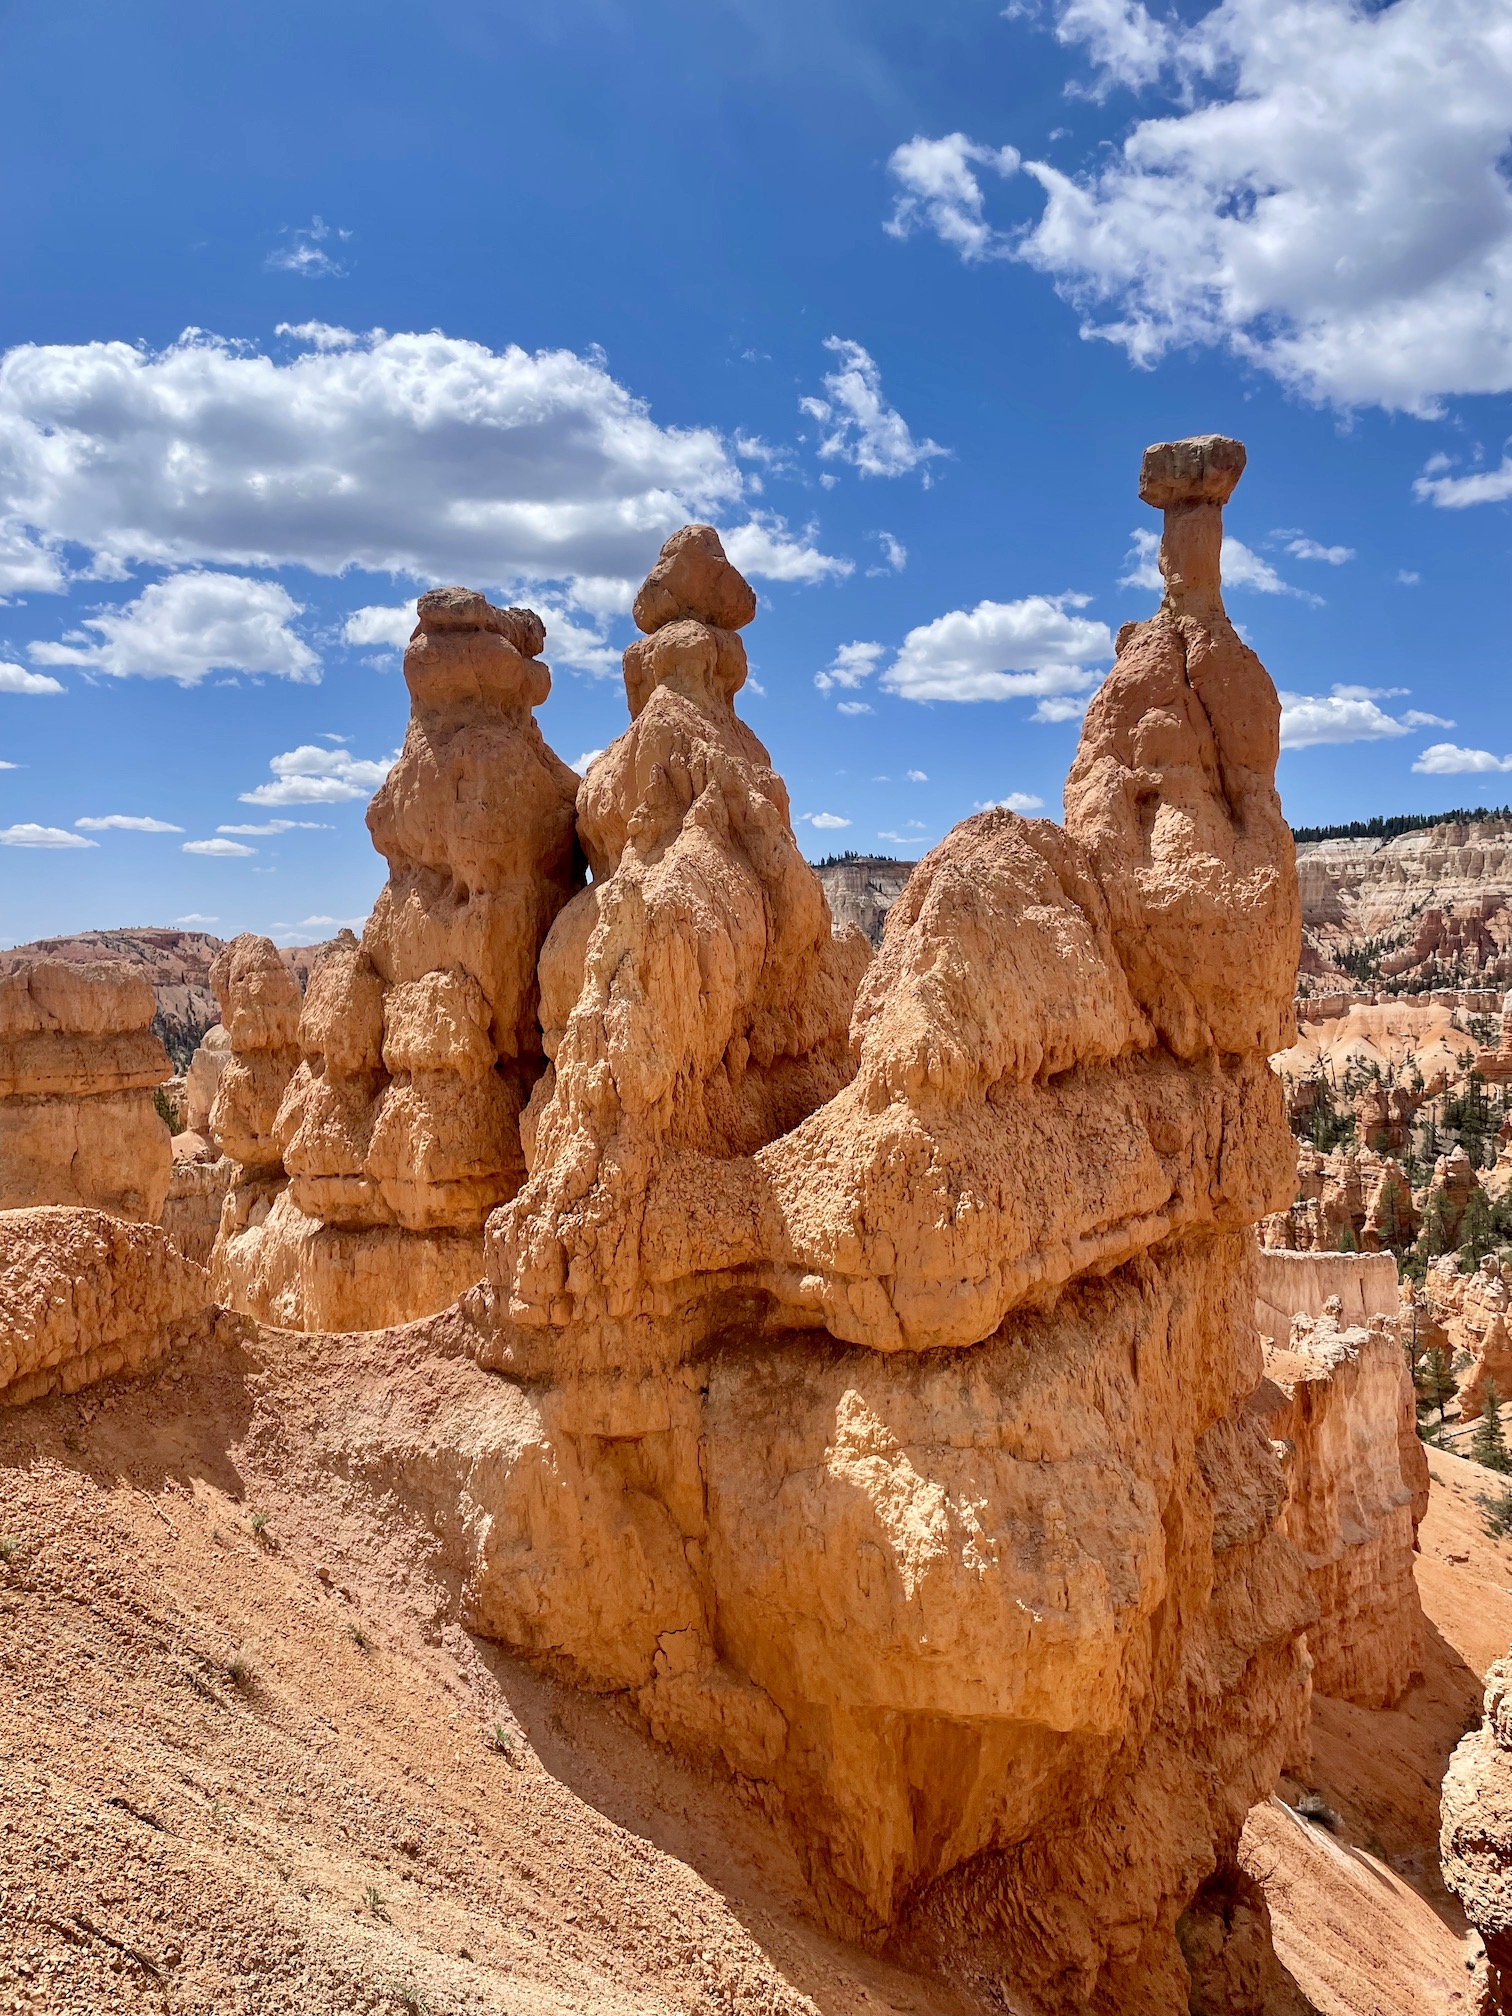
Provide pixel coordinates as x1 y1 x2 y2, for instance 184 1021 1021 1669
1139 434 1246 511
632 524 757 636
414 587 546 659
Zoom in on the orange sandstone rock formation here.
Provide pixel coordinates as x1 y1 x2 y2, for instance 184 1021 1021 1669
205 934 303 1314
235 591 582 1332
488 524 867 1369
1443 1658 1512 2013
0 1205 216 1406
1258 1298 1429 1708
0 959 172 1221
457 454 1314 2013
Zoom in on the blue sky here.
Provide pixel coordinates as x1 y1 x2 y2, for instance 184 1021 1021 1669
2 0 1510 947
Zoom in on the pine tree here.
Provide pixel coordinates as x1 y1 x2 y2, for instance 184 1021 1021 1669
1418 1344 1457 1429
1462 1188 1495 1269
1337 1221 1358 1253
1420 1186 1457 1260
1474 1381 1512 1474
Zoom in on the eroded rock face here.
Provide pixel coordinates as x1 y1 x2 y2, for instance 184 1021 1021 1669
487 526 868 1372
1444 1660 1512 2013
237 591 583 1332
459 459 1314 2013
0 1206 216 1406
0 960 172 1222
206 935 303 1315
1258 1297 1429 1709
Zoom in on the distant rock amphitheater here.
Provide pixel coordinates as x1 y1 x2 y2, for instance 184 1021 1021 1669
820 813 1512 999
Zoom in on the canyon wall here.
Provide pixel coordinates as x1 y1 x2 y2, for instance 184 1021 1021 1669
1254 1246 1400 1335
1259 1304 1428 1708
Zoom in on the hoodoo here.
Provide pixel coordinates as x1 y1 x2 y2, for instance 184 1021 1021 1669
211 592 582 1330
445 451 1316 2012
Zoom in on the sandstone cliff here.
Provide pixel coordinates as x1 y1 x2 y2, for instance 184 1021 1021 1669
1258 1297 1429 1709
0 959 172 1222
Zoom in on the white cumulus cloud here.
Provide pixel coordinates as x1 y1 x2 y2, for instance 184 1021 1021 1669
343 603 415 649
799 811 852 830
887 0 1512 413
183 837 256 857
885 134 1021 260
882 593 1113 703
1413 742 1512 775
173 913 219 924
0 662 63 695
1414 457 1512 509
1279 685 1454 750
1032 694 1091 723
33 571 319 685
815 640 886 695
74 814 183 832
721 513 850 584
800 338 947 480
240 744 397 806
975 791 1046 812
0 325 840 602
0 823 96 847
1284 535 1355 565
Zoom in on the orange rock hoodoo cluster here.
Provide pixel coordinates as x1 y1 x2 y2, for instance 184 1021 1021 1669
3 441 1358 2012
437 439 1312 2011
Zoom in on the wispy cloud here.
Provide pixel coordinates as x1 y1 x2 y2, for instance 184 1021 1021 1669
800 338 948 481
266 215 352 278
74 814 183 832
0 823 95 848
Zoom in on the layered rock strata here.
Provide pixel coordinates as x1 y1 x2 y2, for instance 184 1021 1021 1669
1254 1245 1400 1341
1258 1299 1429 1708
0 960 172 1222
0 1206 217 1406
461 455 1314 2013
216 591 583 1332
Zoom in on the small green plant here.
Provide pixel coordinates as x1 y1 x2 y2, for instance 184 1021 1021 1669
491 1722 515 1759
389 1985 431 2016
250 1511 270 1539
1481 1487 1512 1540
0 1537 23 1563
349 1623 373 1652
226 1654 254 1688
153 1084 182 1133
1474 1382 1512 1474
364 1883 390 1921
1295 1789 1341 1832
